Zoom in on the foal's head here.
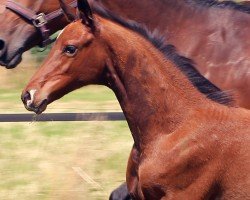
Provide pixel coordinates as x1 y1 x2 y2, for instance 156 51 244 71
22 0 109 114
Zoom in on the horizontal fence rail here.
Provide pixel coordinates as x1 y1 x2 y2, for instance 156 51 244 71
0 112 125 122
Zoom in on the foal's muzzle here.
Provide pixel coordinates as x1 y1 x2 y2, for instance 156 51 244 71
21 91 48 114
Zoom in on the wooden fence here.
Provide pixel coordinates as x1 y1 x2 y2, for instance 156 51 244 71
0 112 125 122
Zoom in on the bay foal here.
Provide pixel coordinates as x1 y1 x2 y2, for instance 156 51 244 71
21 0 250 199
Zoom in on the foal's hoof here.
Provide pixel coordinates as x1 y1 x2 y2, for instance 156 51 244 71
109 182 132 200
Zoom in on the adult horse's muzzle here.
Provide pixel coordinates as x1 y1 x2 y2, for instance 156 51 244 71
0 46 24 69
0 35 25 69
21 90 48 114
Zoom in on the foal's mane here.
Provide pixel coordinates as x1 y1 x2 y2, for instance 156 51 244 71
92 5 234 106
187 0 250 14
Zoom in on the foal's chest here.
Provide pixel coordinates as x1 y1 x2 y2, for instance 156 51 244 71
133 135 222 199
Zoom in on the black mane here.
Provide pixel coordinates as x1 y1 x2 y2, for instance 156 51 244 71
93 4 234 106
187 0 250 14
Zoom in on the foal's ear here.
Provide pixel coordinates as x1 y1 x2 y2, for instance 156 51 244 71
59 0 76 22
77 0 95 31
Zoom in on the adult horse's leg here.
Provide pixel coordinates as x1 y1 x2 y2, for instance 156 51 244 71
109 182 131 200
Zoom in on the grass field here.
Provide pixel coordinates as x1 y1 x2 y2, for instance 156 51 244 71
0 52 132 200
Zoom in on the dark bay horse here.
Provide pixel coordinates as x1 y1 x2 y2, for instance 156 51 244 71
0 0 250 108
21 0 250 199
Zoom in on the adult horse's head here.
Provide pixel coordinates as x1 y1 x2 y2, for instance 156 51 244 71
0 0 78 68
22 0 109 114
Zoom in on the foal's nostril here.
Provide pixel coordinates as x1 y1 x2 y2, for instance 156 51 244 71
0 39 5 51
22 91 31 104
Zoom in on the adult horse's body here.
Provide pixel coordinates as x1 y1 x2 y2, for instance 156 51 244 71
21 0 250 199
0 0 250 108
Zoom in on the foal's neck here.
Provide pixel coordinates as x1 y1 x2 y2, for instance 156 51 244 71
101 19 210 150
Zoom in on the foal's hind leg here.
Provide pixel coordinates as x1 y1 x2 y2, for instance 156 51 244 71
109 182 131 200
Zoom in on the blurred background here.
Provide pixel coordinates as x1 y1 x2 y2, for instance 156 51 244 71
0 0 248 200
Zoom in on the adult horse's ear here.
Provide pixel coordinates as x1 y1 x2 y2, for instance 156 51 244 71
77 0 95 31
59 0 76 22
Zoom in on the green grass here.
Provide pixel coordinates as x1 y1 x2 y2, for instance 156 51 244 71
61 86 116 102
0 121 132 200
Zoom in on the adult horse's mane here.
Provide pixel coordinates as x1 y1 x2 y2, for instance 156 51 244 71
187 0 250 14
92 4 234 106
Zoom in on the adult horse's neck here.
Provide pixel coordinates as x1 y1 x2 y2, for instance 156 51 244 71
94 0 209 37
100 18 213 151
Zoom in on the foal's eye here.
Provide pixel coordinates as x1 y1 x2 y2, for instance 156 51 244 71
63 45 78 56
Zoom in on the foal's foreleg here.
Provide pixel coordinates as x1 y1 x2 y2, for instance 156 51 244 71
109 144 138 200
109 144 140 200
126 144 142 199
109 182 131 200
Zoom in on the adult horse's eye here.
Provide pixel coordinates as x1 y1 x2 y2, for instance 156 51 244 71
63 45 78 57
